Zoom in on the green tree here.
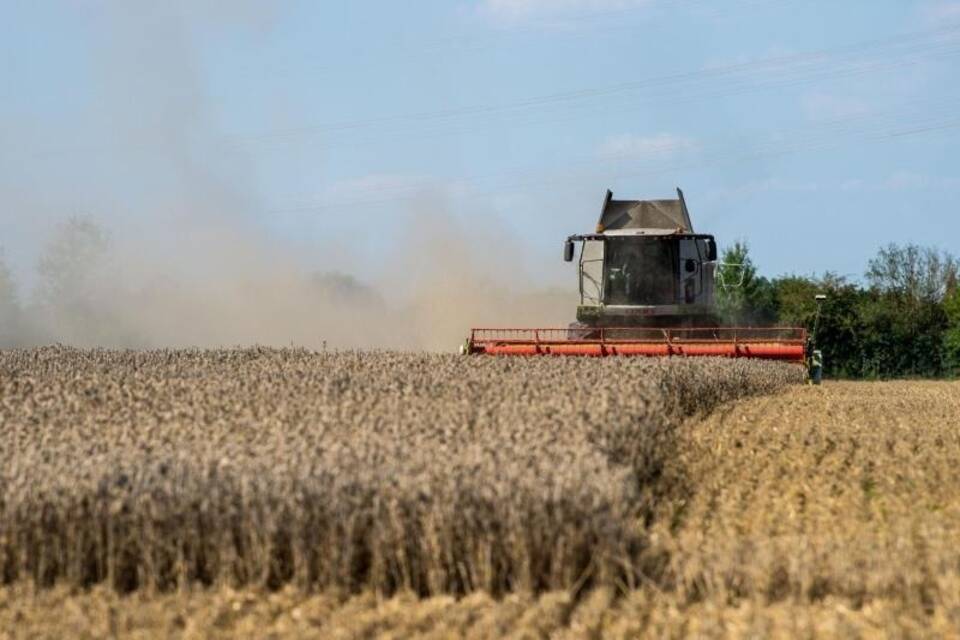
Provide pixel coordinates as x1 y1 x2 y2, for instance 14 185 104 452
857 290 946 378
866 243 958 304
36 216 114 345
715 241 778 326
716 242 959 379
37 216 109 306
775 273 864 378
0 248 21 347
860 244 956 378
944 288 960 377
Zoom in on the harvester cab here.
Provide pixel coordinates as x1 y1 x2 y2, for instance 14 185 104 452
563 188 720 329
463 188 808 366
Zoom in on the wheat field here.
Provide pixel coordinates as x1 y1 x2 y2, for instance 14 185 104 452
0 348 797 598
3 349 959 638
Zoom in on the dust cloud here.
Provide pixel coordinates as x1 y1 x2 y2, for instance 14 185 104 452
0 3 574 352
0 207 573 352
0 206 573 351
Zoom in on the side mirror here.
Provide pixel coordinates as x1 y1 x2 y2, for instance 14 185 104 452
563 240 575 262
705 238 718 261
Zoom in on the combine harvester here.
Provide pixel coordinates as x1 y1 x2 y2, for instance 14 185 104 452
463 188 812 368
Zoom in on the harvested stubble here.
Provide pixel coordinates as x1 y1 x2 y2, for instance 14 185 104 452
649 380 960 626
0 347 802 595
2 582 957 639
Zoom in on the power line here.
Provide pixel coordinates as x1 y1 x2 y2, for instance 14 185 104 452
10 21 959 160
248 0 790 77
228 23 960 145
267 97 960 214
236 38 960 155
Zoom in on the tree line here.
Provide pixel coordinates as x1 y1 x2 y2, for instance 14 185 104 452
717 242 960 379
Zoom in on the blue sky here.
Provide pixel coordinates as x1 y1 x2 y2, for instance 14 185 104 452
2 0 959 291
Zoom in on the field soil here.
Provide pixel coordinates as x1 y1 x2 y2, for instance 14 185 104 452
2 354 958 638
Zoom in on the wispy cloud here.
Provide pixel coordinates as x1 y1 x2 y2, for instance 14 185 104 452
597 132 697 160
886 171 930 191
801 92 871 121
703 178 821 203
841 171 960 192
271 173 482 214
701 172 960 203
321 174 431 201
478 0 652 25
921 1 960 23
266 173 434 215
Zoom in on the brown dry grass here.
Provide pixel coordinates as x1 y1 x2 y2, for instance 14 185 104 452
0 347 798 598
2 582 957 639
